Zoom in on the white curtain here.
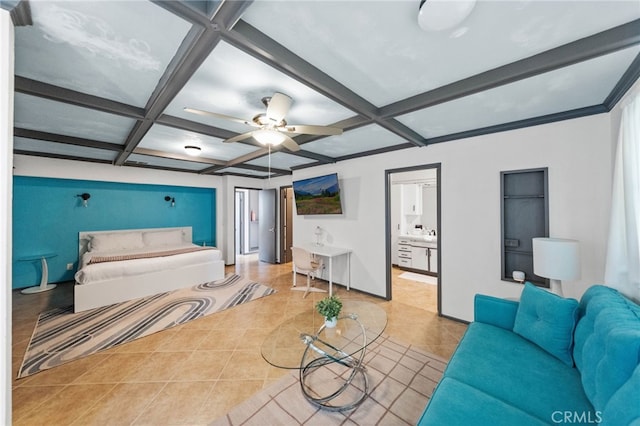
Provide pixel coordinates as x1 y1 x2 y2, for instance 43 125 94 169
605 92 640 301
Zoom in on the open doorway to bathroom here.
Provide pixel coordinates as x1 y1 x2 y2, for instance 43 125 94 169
234 188 261 264
385 164 441 314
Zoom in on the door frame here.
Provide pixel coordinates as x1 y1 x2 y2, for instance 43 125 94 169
235 189 246 256
233 186 261 265
279 185 293 264
385 163 442 315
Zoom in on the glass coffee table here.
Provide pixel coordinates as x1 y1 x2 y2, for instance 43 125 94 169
261 300 387 411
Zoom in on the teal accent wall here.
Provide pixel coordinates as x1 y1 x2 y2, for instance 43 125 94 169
12 176 216 289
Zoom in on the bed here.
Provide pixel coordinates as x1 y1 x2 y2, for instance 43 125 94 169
73 227 225 312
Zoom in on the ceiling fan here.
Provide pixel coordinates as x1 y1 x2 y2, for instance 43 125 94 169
184 92 343 152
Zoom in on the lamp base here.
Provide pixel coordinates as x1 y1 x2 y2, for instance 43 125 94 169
549 279 564 297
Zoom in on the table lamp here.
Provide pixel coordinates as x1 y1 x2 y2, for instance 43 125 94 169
532 238 581 296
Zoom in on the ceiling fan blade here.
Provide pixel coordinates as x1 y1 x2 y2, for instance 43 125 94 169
183 107 258 127
266 92 292 123
281 134 300 152
283 124 343 136
224 131 255 144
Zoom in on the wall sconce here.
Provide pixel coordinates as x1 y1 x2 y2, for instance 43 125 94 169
164 195 175 207
76 193 91 207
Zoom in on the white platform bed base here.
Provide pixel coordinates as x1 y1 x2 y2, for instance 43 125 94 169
74 227 225 313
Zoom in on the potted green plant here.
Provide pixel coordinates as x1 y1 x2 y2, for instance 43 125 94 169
316 295 343 328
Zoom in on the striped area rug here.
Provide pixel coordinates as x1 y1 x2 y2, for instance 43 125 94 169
18 274 276 378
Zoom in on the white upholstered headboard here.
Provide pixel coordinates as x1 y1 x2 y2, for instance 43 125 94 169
78 227 193 260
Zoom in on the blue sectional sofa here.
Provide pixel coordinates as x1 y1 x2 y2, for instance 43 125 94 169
418 284 640 426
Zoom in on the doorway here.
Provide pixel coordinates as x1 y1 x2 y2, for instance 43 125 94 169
385 164 441 314
234 188 260 263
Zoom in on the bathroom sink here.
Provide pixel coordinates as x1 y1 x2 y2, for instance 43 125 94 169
401 235 437 243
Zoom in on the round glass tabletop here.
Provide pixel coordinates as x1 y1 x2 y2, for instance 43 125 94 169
261 300 388 369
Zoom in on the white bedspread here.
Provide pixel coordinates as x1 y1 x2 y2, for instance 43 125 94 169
75 244 222 285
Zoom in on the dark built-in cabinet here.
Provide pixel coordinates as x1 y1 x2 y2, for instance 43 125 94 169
500 168 549 287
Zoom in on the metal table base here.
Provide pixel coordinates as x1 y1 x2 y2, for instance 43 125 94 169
298 313 369 411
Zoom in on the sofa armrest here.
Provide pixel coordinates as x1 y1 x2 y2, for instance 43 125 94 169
474 294 519 330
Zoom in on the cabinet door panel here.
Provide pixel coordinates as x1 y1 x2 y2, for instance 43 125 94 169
411 246 428 271
402 184 422 215
429 248 438 273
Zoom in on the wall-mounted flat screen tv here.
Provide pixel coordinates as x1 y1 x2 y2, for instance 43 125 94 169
293 173 343 215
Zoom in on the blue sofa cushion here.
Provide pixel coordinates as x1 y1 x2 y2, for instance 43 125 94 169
513 282 579 366
417 377 548 426
474 294 519 330
573 285 640 414
600 363 640 426
445 322 594 423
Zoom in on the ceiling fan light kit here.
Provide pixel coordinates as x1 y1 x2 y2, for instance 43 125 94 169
253 129 286 146
418 0 477 32
184 91 343 153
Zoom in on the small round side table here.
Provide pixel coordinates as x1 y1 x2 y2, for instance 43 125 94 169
18 253 58 294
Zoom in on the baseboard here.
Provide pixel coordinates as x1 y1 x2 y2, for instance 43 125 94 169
439 312 470 324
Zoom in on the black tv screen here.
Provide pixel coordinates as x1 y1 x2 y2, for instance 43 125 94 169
293 173 343 215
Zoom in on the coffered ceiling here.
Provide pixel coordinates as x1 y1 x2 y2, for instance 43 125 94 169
6 0 640 178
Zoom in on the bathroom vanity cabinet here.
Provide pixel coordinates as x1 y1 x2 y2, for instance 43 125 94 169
396 237 438 275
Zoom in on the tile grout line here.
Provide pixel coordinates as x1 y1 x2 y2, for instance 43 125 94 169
346 334 413 425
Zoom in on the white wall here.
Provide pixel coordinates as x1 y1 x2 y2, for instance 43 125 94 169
292 114 614 321
1 10 13 424
291 164 376 287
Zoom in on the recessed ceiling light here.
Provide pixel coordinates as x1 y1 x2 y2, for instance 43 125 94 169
418 0 476 32
184 145 202 156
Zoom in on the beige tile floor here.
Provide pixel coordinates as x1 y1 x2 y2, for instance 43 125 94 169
11 257 467 425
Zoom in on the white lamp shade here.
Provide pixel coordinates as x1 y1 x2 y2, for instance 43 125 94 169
532 238 581 281
253 129 285 146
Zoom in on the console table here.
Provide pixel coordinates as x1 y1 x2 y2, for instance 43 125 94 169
17 252 58 294
300 243 351 296
261 300 387 411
